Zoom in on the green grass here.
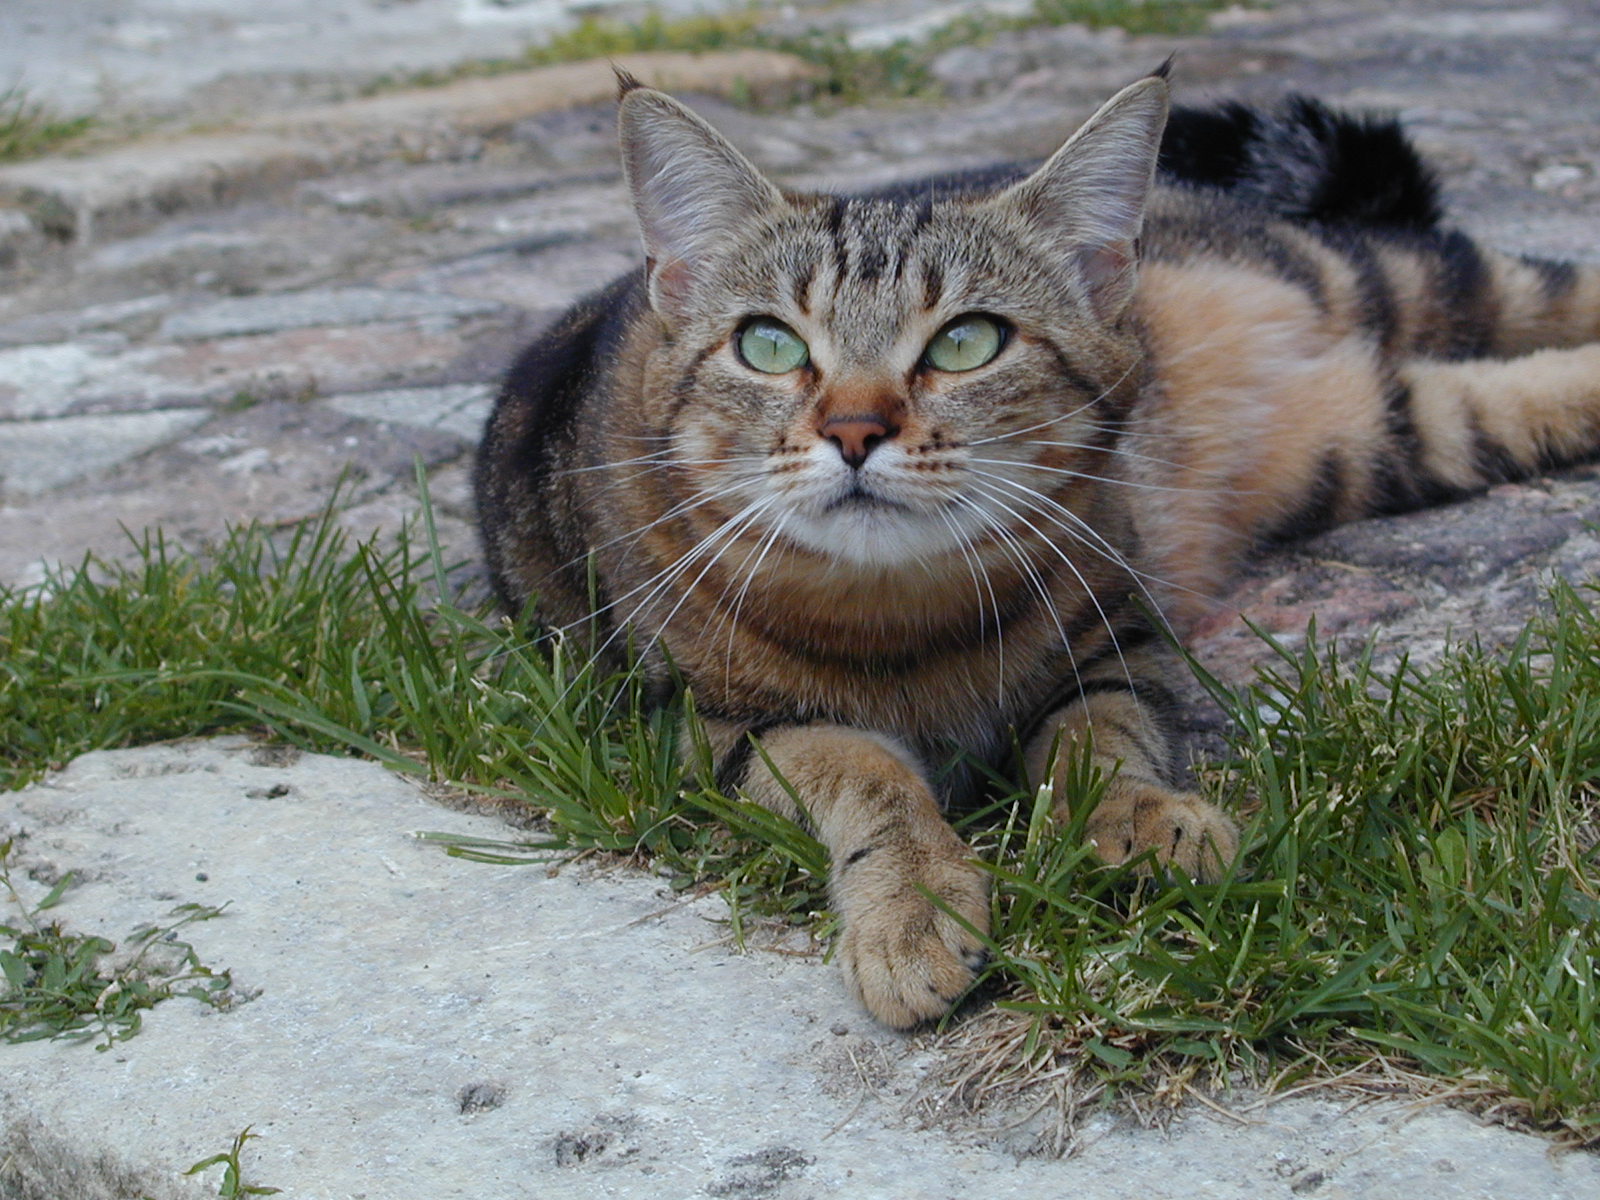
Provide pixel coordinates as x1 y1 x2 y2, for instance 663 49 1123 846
183 1127 281 1198
2 489 1595 1145
1 843 232 1049
360 1 1252 107
0 86 92 162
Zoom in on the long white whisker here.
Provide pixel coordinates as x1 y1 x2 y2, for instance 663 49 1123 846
590 497 774 640
965 466 1198 609
950 493 1067 649
1013 438 1249 486
640 499 779 659
551 450 767 478
936 504 1006 703
546 475 759 582
967 357 1142 447
966 455 1222 495
951 492 1083 706
716 511 793 688
963 477 1138 705
538 495 779 729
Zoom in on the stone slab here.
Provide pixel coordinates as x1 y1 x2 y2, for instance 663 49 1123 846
325 383 496 443
0 50 817 255
0 133 333 246
0 408 212 498
0 321 506 421
158 288 505 341
3 739 1598 1199
0 0 781 121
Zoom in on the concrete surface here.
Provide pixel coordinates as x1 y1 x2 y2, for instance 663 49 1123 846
5 740 1600 1199
1 0 1599 1194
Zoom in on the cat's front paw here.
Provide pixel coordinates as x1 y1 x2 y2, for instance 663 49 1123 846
1079 781 1238 881
833 839 990 1029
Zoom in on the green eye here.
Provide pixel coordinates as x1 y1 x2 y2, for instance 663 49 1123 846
737 318 809 374
924 314 1005 372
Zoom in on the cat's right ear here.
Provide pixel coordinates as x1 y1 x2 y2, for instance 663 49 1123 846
989 71 1170 322
617 84 785 325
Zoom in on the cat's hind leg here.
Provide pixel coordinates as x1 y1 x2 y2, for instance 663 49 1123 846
735 725 990 1029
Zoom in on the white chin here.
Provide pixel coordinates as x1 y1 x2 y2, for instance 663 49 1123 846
781 503 965 567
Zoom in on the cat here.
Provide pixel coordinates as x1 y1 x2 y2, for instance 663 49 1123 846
475 66 1600 1028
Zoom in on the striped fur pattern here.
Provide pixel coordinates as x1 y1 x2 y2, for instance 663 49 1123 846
476 69 1600 1027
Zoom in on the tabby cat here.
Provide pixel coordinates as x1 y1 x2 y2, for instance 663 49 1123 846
476 67 1600 1028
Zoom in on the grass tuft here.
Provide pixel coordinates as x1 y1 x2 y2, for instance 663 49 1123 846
929 589 1600 1147
0 86 92 162
0 842 233 1049
1 488 1595 1145
359 1 1253 107
183 1127 281 1198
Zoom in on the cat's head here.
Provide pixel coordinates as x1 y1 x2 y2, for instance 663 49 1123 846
615 71 1169 570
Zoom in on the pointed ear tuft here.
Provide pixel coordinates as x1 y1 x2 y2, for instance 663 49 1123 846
612 65 646 99
991 74 1171 320
617 86 784 324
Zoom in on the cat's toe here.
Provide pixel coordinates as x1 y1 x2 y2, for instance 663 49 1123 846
834 854 991 1029
1083 783 1239 882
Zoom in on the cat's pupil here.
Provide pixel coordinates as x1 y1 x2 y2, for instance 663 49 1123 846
925 315 1004 372
738 318 809 374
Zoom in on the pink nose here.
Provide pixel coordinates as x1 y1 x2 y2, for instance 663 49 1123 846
819 415 897 468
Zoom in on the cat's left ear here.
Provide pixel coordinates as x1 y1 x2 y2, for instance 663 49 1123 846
617 78 785 324
990 69 1170 321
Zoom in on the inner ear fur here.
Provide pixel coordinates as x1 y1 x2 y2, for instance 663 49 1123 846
990 72 1171 319
617 85 787 323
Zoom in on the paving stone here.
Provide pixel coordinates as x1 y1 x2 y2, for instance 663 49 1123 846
325 383 496 443
297 164 594 217
0 133 332 247
378 237 641 315
0 408 212 497
432 181 637 242
0 402 472 586
152 319 511 404
158 287 506 341
0 340 161 419
0 51 819 258
0 319 505 419
0 293 177 348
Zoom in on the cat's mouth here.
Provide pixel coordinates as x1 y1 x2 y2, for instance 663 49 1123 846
823 481 906 512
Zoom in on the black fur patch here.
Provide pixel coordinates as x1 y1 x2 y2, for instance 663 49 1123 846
1525 255 1578 303
1161 96 1444 231
1434 229 1496 358
1336 233 1401 349
850 96 1444 237
1370 378 1460 512
1469 414 1526 485
712 718 792 795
